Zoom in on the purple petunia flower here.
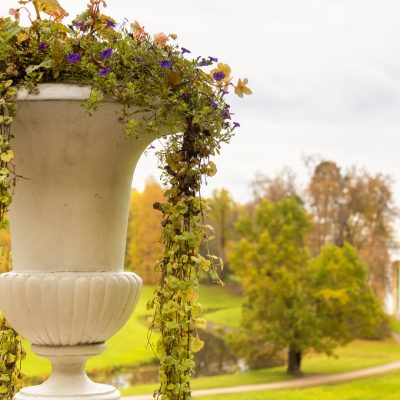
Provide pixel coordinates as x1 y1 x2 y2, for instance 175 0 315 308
159 60 172 69
221 108 231 120
147 45 155 51
98 67 112 76
37 42 47 52
66 53 82 63
134 57 145 63
213 71 225 81
209 56 218 63
199 58 211 66
100 48 113 59
74 20 85 27
233 122 240 128
181 47 191 54
106 19 116 28
209 100 218 109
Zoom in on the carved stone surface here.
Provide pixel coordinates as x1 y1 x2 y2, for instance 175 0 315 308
0 272 142 346
15 344 120 400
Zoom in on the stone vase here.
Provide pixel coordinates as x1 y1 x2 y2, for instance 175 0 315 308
0 84 158 399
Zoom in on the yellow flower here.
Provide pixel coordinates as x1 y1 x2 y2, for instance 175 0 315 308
210 63 231 86
234 78 252 98
170 33 178 40
1 150 14 163
154 33 168 47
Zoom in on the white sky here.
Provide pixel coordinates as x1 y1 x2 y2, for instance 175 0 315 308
2 0 400 204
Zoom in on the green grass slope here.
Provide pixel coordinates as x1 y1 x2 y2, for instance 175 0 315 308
22 284 241 378
197 370 400 400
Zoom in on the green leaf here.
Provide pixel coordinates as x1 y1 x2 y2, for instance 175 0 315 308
26 60 54 75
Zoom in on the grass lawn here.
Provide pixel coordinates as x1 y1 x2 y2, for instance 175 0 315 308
392 318 400 334
22 284 242 378
195 370 400 399
120 338 400 396
205 306 242 328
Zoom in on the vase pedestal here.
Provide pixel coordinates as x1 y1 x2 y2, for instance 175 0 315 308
15 344 120 400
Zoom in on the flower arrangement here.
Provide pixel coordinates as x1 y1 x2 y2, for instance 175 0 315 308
0 0 251 398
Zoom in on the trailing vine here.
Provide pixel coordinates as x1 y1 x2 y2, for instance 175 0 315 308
0 316 24 399
0 0 251 398
150 119 227 399
0 250 24 399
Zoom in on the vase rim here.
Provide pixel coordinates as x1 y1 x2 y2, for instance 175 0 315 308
16 83 114 102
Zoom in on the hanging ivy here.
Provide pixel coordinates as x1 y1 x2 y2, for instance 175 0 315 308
0 249 24 399
149 119 228 399
0 1 251 398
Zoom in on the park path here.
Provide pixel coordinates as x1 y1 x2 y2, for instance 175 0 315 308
124 359 400 399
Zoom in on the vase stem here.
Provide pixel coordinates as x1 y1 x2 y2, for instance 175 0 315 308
15 344 120 400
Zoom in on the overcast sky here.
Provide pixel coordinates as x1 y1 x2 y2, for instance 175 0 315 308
2 0 400 204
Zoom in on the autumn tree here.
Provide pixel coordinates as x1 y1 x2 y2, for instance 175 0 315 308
307 161 344 252
125 177 164 284
250 168 298 205
230 197 384 376
0 220 11 273
307 161 397 302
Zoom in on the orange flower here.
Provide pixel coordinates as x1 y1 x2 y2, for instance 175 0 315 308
234 78 252 97
154 33 168 47
51 9 64 22
170 33 178 40
131 21 146 41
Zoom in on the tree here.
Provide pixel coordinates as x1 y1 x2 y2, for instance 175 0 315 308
250 168 298 205
203 188 240 279
307 161 344 252
230 197 385 376
307 161 397 303
125 177 164 284
230 197 314 376
310 244 385 347
0 226 10 274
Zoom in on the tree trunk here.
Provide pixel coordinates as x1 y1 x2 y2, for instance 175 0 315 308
287 346 303 376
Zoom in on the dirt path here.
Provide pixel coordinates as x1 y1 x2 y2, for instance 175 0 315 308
124 360 400 399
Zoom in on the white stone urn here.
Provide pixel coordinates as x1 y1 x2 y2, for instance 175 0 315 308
0 84 160 400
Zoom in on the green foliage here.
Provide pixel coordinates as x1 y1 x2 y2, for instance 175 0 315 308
149 123 227 399
230 197 385 375
0 0 251 398
310 243 386 348
230 197 315 373
0 313 24 399
201 189 240 280
0 244 24 398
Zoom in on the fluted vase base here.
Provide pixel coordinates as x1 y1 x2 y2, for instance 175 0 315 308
15 344 120 400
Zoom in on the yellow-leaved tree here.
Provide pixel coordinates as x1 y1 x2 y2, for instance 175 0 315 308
125 177 163 284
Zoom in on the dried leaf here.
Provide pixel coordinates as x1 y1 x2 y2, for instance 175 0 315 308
33 0 68 19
